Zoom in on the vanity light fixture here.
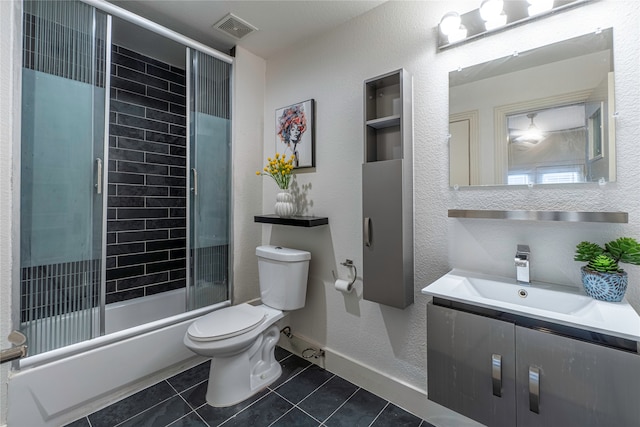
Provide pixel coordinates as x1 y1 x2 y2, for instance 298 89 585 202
528 0 556 16
484 14 508 31
448 25 469 43
437 0 590 50
439 11 461 36
439 12 468 43
479 0 507 31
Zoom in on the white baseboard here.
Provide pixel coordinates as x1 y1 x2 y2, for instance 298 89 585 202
278 333 483 427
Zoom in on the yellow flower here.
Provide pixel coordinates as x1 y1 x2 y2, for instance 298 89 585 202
257 153 294 189
255 171 260 175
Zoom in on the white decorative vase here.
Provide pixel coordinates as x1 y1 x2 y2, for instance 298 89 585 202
275 189 296 218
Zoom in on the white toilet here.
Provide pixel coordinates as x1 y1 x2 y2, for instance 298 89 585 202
183 245 311 407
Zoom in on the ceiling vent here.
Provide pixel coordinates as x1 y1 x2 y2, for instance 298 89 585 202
213 13 258 40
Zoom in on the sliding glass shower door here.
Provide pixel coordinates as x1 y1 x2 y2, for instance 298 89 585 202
187 49 232 310
20 0 109 355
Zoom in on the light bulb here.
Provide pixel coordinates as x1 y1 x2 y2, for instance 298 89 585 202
480 0 504 21
448 25 468 43
484 13 507 30
439 11 461 36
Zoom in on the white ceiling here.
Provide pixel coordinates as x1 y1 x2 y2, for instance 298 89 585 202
107 0 386 60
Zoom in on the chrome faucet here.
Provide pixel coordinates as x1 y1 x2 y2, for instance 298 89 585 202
515 244 530 283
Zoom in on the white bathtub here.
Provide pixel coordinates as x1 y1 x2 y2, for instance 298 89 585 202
7 289 228 427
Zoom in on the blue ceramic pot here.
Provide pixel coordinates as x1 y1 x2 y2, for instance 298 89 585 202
580 266 628 302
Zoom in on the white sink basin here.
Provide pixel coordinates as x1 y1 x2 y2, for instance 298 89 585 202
422 269 640 341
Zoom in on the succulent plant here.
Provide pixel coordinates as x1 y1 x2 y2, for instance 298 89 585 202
574 241 604 263
575 237 640 273
587 254 620 273
605 237 640 266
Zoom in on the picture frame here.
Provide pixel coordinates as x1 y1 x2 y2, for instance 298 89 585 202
275 99 315 169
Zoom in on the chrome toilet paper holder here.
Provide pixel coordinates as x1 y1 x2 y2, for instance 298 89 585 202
332 259 357 288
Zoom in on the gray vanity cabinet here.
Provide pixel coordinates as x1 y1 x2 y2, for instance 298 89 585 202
427 302 640 426
515 326 640 427
362 69 413 309
427 303 516 426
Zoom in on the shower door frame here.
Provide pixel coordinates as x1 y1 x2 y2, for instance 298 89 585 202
185 48 235 311
14 0 235 367
19 0 112 356
99 15 112 337
83 0 236 310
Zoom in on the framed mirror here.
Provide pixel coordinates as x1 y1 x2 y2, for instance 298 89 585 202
449 28 615 187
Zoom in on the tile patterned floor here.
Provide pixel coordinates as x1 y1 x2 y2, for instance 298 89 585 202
65 347 435 427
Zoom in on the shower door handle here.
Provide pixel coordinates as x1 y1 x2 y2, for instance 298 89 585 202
95 158 103 194
191 168 198 196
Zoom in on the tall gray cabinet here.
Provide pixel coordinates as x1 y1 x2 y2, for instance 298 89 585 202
362 69 413 309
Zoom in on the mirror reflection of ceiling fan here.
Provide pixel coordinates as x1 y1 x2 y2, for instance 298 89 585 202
512 113 546 144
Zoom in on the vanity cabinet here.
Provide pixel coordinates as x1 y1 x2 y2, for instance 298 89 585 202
362 69 413 309
427 301 640 426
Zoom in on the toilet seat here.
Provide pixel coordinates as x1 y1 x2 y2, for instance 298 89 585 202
187 304 267 342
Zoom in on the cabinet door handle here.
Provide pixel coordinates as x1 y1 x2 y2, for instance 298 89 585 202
491 354 502 397
191 168 198 196
529 366 540 414
95 158 103 194
364 217 371 247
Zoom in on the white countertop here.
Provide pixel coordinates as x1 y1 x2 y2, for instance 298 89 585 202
421 269 640 342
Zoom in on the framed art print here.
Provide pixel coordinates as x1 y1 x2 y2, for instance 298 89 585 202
275 99 315 168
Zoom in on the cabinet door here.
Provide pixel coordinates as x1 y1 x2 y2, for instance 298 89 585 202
516 326 640 427
362 159 406 307
427 303 516 426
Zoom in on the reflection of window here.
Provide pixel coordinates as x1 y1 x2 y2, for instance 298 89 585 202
507 174 531 185
508 165 584 185
507 103 588 185
540 171 582 184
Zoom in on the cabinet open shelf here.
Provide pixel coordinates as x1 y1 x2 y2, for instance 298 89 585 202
365 115 401 129
254 214 328 227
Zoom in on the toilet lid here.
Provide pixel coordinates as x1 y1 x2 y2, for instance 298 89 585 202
187 303 267 342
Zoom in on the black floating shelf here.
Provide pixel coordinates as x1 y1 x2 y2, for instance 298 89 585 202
254 214 329 227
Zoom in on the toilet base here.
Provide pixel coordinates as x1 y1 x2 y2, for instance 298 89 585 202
205 324 282 407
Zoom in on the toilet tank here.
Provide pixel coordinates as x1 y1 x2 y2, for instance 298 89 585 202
256 245 311 310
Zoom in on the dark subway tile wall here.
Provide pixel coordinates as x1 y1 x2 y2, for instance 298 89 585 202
107 45 187 304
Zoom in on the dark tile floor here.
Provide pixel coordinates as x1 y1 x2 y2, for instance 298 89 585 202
65 347 435 427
